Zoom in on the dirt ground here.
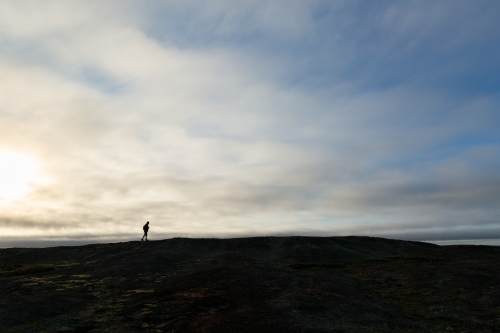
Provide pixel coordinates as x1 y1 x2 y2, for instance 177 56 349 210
1 236 499 333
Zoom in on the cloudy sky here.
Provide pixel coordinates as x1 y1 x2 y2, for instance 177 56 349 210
1 0 499 246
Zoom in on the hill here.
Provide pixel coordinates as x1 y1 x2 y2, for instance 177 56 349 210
1 236 499 332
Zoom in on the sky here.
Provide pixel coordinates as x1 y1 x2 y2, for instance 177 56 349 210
0 0 499 247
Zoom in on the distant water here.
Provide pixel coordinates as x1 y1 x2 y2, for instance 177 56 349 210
426 239 500 246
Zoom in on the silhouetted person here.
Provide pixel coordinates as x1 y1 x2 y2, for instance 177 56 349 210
141 221 150 241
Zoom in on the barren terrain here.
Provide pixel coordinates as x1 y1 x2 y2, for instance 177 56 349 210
1 236 499 332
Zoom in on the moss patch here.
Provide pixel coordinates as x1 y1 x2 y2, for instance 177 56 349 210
0 264 55 277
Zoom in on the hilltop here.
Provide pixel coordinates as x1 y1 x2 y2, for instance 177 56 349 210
0 236 499 332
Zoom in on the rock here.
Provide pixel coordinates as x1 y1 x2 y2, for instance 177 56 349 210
0 236 499 332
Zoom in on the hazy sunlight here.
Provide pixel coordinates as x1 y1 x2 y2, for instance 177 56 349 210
0 150 39 203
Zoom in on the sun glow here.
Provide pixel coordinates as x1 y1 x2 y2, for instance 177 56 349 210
0 150 40 203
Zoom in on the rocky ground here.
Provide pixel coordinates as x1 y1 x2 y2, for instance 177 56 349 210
0 236 499 333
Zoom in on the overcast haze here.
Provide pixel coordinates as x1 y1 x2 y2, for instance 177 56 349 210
1 1 500 246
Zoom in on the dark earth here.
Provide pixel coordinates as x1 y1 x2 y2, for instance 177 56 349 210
0 236 499 333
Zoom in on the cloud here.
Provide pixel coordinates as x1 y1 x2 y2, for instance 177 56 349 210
0 1 499 245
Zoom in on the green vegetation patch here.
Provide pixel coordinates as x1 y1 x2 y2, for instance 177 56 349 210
71 274 91 278
0 264 55 277
128 289 154 293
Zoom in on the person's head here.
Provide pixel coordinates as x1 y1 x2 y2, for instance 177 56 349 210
146 221 149 224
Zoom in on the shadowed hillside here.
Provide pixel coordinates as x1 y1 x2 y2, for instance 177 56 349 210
1 236 499 332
